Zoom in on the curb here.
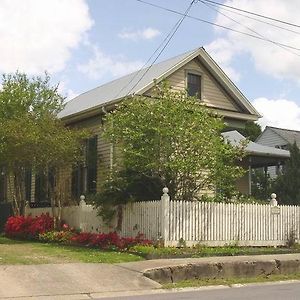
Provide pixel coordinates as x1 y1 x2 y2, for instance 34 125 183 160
143 258 300 283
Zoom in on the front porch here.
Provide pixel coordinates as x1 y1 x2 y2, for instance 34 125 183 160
222 131 290 196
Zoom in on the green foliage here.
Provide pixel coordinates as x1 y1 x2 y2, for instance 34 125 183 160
129 244 297 259
38 230 75 244
238 121 262 141
0 72 88 215
273 142 300 205
200 192 268 204
91 169 163 224
251 169 274 200
102 84 245 201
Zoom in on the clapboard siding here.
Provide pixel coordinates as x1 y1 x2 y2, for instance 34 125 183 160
72 116 112 193
256 128 287 147
167 59 240 112
236 170 250 194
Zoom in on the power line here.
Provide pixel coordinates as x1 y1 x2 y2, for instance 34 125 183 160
201 0 300 29
203 1 300 35
115 0 196 98
136 0 300 53
201 0 300 57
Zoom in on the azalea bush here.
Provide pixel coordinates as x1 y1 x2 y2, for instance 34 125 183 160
70 232 152 250
4 213 54 239
4 214 153 250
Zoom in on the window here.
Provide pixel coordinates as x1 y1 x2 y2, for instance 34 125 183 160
35 169 54 205
86 136 98 194
71 135 98 198
25 169 32 202
71 163 84 199
0 168 6 202
187 73 201 98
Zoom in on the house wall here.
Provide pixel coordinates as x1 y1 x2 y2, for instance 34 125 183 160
27 58 255 203
236 169 250 195
256 129 287 178
166 58 241 112
256 128 287 147
28 114 113 204
68 115 113 197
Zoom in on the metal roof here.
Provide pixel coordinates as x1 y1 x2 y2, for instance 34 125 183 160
59 47 261 119
222 130 290 158
59 49 197 118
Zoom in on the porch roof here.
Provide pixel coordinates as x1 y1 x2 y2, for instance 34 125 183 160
221 130 290 167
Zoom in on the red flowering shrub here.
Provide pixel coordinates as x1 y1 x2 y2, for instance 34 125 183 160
5 214 152 250
4 213 54 239
71 231 152 250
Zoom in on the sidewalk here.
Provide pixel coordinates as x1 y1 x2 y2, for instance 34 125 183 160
1 253 300 299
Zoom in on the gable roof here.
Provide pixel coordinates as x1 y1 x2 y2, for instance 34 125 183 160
59 47 261 120
263 126 300 147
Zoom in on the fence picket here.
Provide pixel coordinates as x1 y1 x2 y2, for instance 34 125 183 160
25 197 300 247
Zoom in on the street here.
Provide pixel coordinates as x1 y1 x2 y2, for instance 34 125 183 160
98 281 300 300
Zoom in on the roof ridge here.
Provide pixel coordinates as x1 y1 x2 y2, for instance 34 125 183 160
267 126 300 133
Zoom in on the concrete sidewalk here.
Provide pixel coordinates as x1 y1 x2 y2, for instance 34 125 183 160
1 254 300 299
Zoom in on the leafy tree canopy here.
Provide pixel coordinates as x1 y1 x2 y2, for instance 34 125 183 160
101 84 245 201
0 72 87 215
238 121 262 142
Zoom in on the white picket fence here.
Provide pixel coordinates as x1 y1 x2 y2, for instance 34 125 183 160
25 190 300 247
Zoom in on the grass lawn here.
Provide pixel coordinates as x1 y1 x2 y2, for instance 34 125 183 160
0 236 143 265
131 244 300 259
163 274 300 289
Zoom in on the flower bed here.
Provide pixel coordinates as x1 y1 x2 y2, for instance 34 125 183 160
4 215 152 250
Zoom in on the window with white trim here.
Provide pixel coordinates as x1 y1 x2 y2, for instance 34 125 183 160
187 73 201 99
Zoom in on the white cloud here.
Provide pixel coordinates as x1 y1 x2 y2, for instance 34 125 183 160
57 81 79 101
118 27 161 41
253 97 300 130
209 0 300 82
77 45 144 80
205 38 240 82
0 0 93 74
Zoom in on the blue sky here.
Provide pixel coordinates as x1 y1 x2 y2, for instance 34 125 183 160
2 0 300 129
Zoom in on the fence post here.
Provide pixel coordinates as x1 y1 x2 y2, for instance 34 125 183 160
79 195 87 232
161 187 170 246
269 193 278 206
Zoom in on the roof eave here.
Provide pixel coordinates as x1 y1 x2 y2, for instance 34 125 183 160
199 48 261 118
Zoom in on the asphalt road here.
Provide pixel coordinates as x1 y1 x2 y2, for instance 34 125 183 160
98 282 300 300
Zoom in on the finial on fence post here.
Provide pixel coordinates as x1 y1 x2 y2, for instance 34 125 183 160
79 195 86 207
162 187 169 195
270 193 278 206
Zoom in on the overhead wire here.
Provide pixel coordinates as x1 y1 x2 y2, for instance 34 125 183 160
115 0 197 98
136 0 300 53
201 0 300 29
201 1 300 36
201 0 300 57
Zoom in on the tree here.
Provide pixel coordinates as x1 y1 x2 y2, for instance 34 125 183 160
102 84 245 202
273 142 300 205
0 72 87 217
239 121 262 141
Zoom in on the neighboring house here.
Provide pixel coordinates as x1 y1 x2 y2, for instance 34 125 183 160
0 47 290 205
256 126 299 177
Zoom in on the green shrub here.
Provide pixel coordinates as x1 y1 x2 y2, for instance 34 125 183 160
38 230 75 243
